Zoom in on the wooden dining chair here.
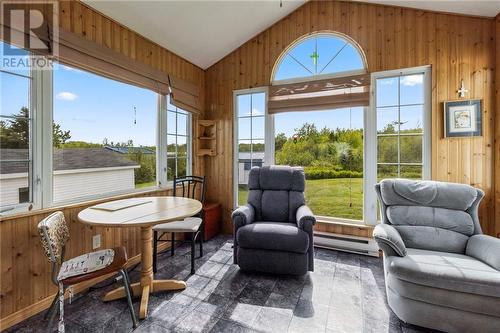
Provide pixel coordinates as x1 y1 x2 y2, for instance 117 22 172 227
153 175 206 275
38 211 138 332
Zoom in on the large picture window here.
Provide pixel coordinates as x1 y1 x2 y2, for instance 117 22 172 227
374 68 431 181
0 42 34 211
52 63 158 204
166 96 191 182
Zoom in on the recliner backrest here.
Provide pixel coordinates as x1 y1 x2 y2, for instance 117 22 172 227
247 165 306 223
376 179 484 254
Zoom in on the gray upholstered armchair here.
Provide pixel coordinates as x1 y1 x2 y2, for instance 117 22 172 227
374 179 500 333
232 165 316 275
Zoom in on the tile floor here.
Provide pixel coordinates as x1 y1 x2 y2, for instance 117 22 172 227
6 235 435 333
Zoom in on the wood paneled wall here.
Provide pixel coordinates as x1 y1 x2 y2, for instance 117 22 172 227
495 13 500 238
204 0 497 236
0 0 205 328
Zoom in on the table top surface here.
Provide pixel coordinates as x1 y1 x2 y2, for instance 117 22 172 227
77 196 202 227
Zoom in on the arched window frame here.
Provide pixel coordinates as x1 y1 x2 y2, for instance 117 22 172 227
271 31 368 85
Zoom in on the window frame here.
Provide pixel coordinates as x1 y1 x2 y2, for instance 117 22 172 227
161 95 193 186
233 87 273 208
0 54 195 216
369 66 432 224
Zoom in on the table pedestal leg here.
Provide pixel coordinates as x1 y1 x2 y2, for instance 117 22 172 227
103 226 187 319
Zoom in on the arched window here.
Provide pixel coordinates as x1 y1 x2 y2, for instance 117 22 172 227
272 32 367 83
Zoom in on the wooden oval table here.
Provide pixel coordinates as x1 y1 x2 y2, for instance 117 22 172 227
78 196 202 319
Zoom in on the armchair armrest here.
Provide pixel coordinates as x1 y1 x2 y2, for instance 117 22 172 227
466 234 500 270
373 224 407 257
296 205 316 230
231 204 255 230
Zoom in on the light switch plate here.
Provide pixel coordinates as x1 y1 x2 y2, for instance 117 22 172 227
92 234 101 250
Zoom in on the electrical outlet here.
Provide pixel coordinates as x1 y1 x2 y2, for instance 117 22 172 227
92 234 101 250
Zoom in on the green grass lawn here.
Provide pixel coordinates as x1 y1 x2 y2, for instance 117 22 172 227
136 181 157 189
239 178 363 221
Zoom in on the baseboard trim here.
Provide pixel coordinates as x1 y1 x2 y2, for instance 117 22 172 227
0 242 170 331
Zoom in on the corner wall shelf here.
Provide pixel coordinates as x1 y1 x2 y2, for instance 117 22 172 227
196 120 217 156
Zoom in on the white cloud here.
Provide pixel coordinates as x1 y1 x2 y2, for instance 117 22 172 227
248 108 262 116
56 91 78 101
400 75 423 86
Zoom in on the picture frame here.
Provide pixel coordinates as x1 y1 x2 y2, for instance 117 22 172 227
443 99 482 137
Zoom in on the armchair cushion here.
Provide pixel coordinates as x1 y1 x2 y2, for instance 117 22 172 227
236 222 309 254
386 248 500 297
296 205 316 230
231 204 255 229
466 234 500 271
373 224 407 257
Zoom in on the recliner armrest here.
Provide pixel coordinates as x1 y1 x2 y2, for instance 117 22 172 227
296 205 316 230
231 204 255 229
373 224 407 257
466 234 500 271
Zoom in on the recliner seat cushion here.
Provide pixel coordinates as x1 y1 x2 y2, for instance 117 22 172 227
236 222 309 254
386 248 500 297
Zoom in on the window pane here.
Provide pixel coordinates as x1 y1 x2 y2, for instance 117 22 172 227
378 165 398 181
177 112 188 136
167 135 177 153
377 107 398 134
400 105 423 133
177 136 187 157
167 158 176 181
238 117 251 140
0 161 31 206
237 94 251 117
377 136 398 163
400 74 424 105
177 158 187 178
400 135 422 163
0 116 30 149
167 110 176 134
52 63 158 203
376 77 398 107
251 93 266 116
252 116 265 139
274 108 364 221
1 72 31 116
401 165 422 180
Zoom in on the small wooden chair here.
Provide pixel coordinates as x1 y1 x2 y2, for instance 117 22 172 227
153 176 205 275
38 211 138 332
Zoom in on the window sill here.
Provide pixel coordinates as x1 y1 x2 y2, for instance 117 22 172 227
315 217 375 229
0 186 173 223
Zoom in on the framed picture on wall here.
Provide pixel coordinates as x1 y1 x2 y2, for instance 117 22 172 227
444 99 482 137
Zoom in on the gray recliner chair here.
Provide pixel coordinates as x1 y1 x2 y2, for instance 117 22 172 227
374 179 500 333
231 165 316 275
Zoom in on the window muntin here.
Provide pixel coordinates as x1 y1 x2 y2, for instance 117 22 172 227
376 73 426 180
235 91 267 206
0 42 33 210
273 33 366 83
52 63 158 204
166 96 191 182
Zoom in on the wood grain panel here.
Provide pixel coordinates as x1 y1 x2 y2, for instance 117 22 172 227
0 0 205 328
204 1 497 236
495 14 500 238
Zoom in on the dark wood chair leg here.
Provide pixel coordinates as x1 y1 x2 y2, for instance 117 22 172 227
199 224 204 257
190 232 196 274
171 232 175 256
120 269 138 328
153 231 158 273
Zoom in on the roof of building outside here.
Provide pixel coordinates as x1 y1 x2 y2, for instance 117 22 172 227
105 146 155 155
238 152 265 161
0 148 139 174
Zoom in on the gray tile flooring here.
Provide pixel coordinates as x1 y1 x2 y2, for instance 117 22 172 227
6 235 435 333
